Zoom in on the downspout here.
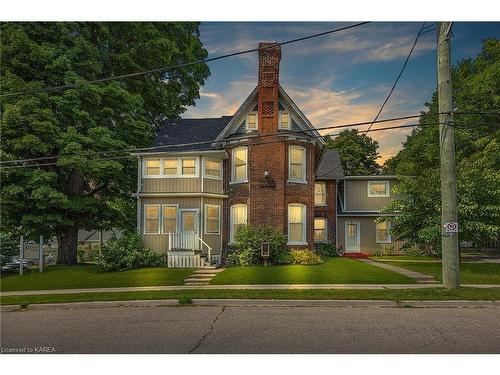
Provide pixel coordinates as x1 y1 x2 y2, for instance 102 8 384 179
200 156 204 256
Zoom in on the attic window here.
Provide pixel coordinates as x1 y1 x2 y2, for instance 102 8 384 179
279 111 290 129
246 112 258 131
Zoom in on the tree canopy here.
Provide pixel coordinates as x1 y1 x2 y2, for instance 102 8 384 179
0 22 210 263
325 129 381 176
382 39 500 252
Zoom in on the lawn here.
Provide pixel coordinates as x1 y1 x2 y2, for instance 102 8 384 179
372 256 441 262
0 265 193 292
210 258 415 285
393 262 500 284
2 288 499 305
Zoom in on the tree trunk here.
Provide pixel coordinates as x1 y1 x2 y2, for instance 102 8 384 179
57 225 78 264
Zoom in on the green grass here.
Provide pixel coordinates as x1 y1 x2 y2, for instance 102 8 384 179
393 262 500 284
210 258 415 285
0 265 193 292
2 288 499 306
372 256 441 262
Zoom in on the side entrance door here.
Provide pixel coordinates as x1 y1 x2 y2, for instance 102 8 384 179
345 221 360 253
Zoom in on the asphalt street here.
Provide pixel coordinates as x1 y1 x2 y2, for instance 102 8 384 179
1 303 499 354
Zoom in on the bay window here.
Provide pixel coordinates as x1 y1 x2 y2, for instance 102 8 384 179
288 146 306 182
204 159 222 179
163 159 178 176
288 204 306 244
145 159 160 175
181 159 196 175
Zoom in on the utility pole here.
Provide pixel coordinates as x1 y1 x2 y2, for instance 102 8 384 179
437 22 460 288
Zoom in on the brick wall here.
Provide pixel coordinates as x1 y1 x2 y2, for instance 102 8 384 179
314 180 337 244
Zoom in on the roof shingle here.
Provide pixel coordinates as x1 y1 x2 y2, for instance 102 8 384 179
315 149 345 180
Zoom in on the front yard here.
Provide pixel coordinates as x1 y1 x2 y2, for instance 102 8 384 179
0 265 193 292
210 258 415 284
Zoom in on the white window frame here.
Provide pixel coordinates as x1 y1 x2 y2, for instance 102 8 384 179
287 203 307 245
230 204 247 243
203 158 223 180
144 159 161 176
314 182 327 206
279 111 291 129
161 204 178 234
368 180 390 197
288 146 307 183
204 204 221 235
245 111 258 132
142 157 199 178
375 221 392 244
144 204 161 234
231 147 248 183
314 217 328 243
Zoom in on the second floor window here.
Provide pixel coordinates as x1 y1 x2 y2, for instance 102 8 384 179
368 181 390 197
232 147 248 182
164 159 178 176
288 146 306 182
145 159 160 175
181 159 196 175
246 112 258 131
204 159 222 179
314 182 327 206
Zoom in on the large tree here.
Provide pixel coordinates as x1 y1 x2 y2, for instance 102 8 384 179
325 129 380 175
382 39 500 252
0 22 210 263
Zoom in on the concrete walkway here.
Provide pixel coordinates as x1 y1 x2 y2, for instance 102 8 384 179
359 259 436 283
2 283 500 297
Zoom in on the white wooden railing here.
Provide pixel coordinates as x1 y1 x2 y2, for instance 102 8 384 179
167 231 213 268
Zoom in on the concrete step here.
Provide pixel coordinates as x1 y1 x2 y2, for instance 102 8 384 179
192 269 225 274
184 277 213 282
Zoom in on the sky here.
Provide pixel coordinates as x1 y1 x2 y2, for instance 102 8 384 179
184 22 499 164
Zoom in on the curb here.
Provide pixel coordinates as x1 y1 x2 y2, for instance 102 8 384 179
2 299 498 311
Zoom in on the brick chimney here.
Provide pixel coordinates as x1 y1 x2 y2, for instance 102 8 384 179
257 42 281 135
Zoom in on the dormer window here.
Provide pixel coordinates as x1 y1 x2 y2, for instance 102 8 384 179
246 112 258 131
279 111 290 129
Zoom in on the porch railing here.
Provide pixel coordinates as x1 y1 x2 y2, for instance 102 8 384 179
167 231 213 265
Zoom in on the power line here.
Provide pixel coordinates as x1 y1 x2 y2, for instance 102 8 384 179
2 110 497 166
0 22 371 99
3 121 498 170
364 22 428 135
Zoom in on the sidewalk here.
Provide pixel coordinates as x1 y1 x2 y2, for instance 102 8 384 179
359 259 435 283
2 283 500 296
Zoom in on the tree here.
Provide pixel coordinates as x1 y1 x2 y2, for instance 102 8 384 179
325 129 380 175
382 39 500 252
0 23 210 264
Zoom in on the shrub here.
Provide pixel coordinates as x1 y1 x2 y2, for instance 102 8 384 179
231 225 287 266
77 248 86 264
0 232 18 267
272 250 294 265
290 249 324 265
95 232 165 272
315 243 338 258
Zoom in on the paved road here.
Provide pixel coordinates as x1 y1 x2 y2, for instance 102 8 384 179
1 304 499 353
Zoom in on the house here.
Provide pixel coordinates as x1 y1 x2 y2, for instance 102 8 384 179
337 175 403 255
133 42 344 267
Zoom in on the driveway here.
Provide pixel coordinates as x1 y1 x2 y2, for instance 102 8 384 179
1 303 499 353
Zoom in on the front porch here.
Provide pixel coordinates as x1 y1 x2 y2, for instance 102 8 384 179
166 231 220 268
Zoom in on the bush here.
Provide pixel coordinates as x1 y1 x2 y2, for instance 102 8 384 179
77 248 86 264
0 232 19 267
315 243 338 258
231 225 287 266
272 250 294 265
290 249 324 265
95 232 165 272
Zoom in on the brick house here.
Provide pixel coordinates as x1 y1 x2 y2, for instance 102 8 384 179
134 43 344 267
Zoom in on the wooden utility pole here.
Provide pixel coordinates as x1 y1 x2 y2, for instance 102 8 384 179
437 22 460 288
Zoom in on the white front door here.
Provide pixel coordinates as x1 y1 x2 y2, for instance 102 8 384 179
345 221 360 253
180 209 199 233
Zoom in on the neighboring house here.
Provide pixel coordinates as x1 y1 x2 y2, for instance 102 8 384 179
133 42 344 267
337 176 402 255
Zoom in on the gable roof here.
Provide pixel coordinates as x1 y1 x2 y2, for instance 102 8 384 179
152 116 232 152
315 149 345 180
214 85 325 144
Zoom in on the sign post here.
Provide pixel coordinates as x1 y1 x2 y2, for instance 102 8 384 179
260 240 270 267
39 235 44 272
19 236 24 276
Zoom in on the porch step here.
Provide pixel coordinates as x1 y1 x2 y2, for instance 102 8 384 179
183 268 225 286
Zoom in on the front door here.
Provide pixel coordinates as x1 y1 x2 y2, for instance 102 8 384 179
180 209 199 234
345 221 360 253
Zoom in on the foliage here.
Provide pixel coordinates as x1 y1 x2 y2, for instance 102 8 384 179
0 232 19 266
95 232 165 272
382 39 500 249
230 225 287 266
272 250 295 265
290 249 324 265
315 242 338 258
0 23 210 264
77 248 86 264
178 296 193 305
325 129 381 175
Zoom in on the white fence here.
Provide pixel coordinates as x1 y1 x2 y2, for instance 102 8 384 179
167 251 204 268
